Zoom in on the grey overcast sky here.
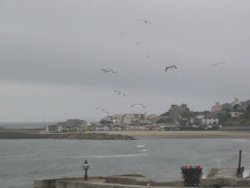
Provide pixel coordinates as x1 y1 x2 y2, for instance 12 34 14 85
0 0 250 122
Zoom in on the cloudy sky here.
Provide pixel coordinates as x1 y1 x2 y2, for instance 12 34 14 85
0 0 250 122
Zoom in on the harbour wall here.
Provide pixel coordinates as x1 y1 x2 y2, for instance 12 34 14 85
34 173 250 188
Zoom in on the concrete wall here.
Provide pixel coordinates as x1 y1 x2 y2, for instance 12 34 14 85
56 181 155 188
34 178 57 188
34 177 83 188
105 176 152 185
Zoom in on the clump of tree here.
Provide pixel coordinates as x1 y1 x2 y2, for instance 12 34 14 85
246 105 250 117
223 104 250 126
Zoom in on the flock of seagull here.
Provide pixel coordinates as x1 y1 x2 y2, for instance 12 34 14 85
96 103 146 115
96 18 227 116
114 90 126 97
101 65 179 74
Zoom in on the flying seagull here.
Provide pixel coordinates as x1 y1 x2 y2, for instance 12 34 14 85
101 67 120 74
131 103 146 109
137 19 153 25
114 90 126 97
96 107 109 115
165 65 177 72
134 41 141 46
211 62 226 67
101 68 110 73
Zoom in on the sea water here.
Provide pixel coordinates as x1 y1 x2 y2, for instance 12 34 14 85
1 138 250 188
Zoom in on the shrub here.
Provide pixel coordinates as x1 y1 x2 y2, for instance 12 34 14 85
181 165 202 187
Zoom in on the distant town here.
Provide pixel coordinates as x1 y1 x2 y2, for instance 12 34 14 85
46 98 250 133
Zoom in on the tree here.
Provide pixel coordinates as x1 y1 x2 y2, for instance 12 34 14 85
246 105 250 118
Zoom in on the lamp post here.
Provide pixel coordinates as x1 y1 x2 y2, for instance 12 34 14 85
82 160 89 180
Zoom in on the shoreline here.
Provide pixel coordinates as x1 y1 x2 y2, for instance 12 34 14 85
102 130 250 139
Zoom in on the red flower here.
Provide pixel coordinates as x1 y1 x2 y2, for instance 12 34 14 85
196 165 202 169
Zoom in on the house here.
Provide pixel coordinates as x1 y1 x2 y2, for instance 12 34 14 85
57 119 84 132
144 114 159 125
80 121 92 131
122 113 145 125
145 114 158 121
229 112 244 118
46 125 59 133
211 102 222 113
112 114 124 124
99 116 113 126
190 112 219 127
201 118 219 125
46 119 93 133
94 125 110 131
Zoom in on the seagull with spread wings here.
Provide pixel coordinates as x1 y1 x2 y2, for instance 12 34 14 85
96 107 109 115
131 103 146 109
211 62 226 67
114 90 126 97
101 68 110 73
165 65 177 72
101 67 120 75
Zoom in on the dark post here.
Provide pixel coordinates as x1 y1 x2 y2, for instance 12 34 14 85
82 160 89 180
237 150 242 177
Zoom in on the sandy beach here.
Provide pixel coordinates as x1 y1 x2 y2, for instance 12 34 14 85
103 130 250 139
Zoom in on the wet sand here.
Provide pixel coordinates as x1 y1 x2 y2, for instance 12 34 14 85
103 130 250 139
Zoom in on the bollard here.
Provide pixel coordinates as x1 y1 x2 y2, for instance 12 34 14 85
82 160 90 180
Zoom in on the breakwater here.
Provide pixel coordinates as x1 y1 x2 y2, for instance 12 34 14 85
0 131 135 140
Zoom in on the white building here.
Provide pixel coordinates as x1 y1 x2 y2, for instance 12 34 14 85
201 118 219 125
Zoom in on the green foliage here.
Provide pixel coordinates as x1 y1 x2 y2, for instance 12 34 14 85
247 105 250 113
246 105 250 118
